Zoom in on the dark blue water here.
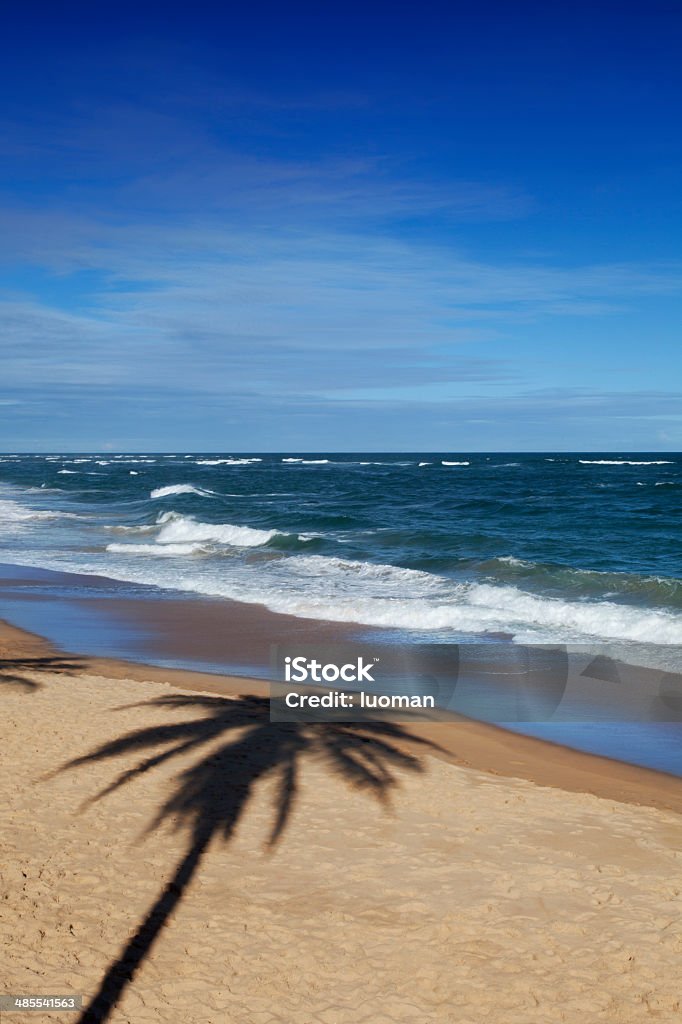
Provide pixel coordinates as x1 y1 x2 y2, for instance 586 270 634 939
0 452 680 650
2 451 682 775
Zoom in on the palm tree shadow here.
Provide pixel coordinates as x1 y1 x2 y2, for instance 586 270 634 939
59 692 440 1024
0 655 85 691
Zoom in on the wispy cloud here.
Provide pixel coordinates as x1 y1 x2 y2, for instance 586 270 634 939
2 210 682 411
1 83 681 449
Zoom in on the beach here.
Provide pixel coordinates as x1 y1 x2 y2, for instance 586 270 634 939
2 618 682 1023
3 0 682 1013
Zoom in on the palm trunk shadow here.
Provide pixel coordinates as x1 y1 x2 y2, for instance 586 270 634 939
78 822 213 1024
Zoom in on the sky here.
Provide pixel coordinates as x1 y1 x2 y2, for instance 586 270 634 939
0 0 681 451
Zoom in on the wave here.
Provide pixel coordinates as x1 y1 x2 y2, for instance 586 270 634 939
286 554 443 588
58 469 77 474
475 555 682 606
101 530 674 640
106 542 207 557
150 484 217 499
282 458 330 464
108 511 281 551
105 523 159 534
0 498 78 528
93 549 682 645
11 520 682 646
464 584 682 644
579 460 674 466
442 461 470 466
264 576 682 645
195 458 262 466
260 557 682 643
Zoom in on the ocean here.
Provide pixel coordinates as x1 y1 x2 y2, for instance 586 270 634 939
1 451 681 645
2 450 682 774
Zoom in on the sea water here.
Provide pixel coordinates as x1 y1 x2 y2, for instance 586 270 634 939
1 451 681 771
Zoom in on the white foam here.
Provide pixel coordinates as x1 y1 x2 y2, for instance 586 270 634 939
442 460 470 466
116 555 681 644
105 523 158 534
106 542 206 557
195 458 262 466
282 458 330 464
0 498 78 531
464 584 682 644
18 532 682 647
58 469 77 474
248 577 682 645
284 554 441 589
418 462 431 467
0 499 60 523
153 512 278 548
579 460 674 466
150 484 216 499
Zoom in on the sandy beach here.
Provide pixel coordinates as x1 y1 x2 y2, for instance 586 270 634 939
3 0 682 1014
1 619 682 1023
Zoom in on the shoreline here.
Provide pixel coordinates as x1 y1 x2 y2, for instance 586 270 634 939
3 614 682 1022
2 614 681 816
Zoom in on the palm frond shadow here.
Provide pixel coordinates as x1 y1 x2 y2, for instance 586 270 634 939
0 655 84 691
62 692 440 1024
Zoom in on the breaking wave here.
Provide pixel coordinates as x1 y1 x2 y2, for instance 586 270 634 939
106 511 281 553
579 460 674 466
195 458 262 466
150 484 217 499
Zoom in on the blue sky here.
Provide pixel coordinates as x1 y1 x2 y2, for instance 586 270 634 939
1 0 681 450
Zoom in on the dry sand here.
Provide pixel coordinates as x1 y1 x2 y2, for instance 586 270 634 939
2 623 682 1023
